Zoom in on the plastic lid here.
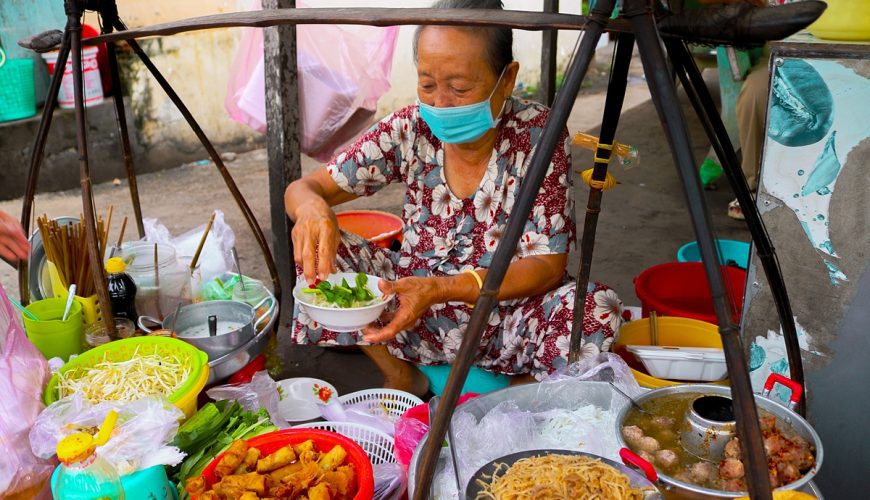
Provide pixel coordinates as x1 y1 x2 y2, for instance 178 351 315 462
105 257 126 274
56 410 118 464
57 432 96 464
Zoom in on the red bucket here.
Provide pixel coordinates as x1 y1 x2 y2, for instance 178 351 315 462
634 262 747 323
336 210 403 248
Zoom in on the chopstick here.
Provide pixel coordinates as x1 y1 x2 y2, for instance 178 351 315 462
37 214 111 298
189 211 216 273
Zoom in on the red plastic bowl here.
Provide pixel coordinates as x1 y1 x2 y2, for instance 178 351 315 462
634 262 747 324
199 429 374 499
336 210 404 248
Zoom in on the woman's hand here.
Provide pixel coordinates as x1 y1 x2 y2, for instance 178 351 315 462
291 202 340 285
0 211 29 265
362 276 451 344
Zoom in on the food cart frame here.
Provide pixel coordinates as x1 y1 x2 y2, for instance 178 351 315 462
17 1 825 497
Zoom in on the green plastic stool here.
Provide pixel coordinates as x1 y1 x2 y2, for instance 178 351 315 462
418 365 512 396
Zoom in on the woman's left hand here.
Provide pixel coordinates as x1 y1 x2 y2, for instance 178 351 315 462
362 277 445 344
0 211 29 264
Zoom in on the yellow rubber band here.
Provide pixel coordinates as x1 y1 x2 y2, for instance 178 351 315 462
462 269 483 308
581 168 618 191
594 155 611 164
597 143 614 150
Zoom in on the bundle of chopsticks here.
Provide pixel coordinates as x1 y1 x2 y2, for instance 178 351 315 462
37 208 128 298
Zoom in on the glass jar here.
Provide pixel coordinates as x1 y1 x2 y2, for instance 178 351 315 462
118 242 191 321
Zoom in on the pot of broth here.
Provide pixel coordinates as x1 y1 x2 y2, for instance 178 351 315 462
139 297 273 359
615 374 823 499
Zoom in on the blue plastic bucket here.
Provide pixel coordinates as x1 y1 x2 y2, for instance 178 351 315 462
418 364 511 396
677 239 751 269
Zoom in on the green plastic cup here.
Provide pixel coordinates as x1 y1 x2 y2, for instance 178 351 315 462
23 298 83 361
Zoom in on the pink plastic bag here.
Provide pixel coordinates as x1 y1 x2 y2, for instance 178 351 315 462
226 1 398 161
0 284 54 498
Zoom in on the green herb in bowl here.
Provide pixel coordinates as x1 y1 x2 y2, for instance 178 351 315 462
301 272 380 309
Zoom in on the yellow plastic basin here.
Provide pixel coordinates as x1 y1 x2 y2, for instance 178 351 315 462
808 0 870 41
614 316 729 388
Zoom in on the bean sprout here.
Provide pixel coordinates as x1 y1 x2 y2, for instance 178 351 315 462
56 345 192 404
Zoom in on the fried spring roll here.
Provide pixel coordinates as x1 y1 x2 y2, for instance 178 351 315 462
220 472 267 495
198 492 219 500
269 460 305 482
317 445 347 471
239 492 258 500
293 439 315 456
308 482 332 500
184 475 207 495
216 440 250 479
257 445 297 473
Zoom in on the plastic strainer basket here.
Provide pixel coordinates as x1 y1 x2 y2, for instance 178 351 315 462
43 336 209 417
339 389 424 423
294 421 396 465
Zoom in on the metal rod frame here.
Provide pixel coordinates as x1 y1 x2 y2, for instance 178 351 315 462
18 1 282 320
569 32 635 363
15 2 814 498
622 0 769 494
665 38 805 415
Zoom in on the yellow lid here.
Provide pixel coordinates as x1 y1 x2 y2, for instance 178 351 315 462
105 257 126 274
57 432 96 464
56 410 119 465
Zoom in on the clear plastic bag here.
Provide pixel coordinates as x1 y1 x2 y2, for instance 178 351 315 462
372 462 405 500
29 394 185 476
142 210 235 285
226 0 398 161
206 370 290 429
0 284 55 498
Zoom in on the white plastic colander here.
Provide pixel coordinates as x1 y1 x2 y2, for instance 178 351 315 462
294 421 396 465
338 388 424 423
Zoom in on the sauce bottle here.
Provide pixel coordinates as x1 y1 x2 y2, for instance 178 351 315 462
105 257 138 321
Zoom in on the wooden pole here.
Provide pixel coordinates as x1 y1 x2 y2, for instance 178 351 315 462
538 0 559 106
262 0 300 333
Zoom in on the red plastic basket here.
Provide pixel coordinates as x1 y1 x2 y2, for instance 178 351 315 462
200 429 374 499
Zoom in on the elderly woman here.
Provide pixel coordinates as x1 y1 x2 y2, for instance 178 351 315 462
285 0 624 395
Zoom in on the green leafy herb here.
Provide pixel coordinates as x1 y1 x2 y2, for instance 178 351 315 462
301 272 378 308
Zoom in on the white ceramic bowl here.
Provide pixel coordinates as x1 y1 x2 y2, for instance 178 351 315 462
276 377 338 422
292 272 392 332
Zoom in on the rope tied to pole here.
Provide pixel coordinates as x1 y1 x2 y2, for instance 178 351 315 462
580 168 618 190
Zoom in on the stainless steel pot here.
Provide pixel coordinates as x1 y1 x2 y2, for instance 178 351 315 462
139 297 274 359
615 374 824 499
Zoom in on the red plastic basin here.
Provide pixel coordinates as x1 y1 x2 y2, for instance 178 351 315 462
634 262 747 324
336 210 403 248
200 428 374 499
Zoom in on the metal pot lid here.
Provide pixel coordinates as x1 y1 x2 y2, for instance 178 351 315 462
465 449 662 499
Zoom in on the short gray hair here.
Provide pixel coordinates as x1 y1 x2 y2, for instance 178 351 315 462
413 0 513 76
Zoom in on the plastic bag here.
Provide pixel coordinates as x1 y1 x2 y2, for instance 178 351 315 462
142 210 235 284
318 396 395 437
226 0 398 161
29 394 185 476
0 284 54 498
543 352 645 400
372 463 405 500
206 370 290 429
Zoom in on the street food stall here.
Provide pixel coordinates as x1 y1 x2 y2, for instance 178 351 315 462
1 0 854 499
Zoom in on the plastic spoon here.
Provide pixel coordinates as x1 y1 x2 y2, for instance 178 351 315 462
62 284 77 321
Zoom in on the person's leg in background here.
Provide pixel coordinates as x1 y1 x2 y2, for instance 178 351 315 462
730 63 770 219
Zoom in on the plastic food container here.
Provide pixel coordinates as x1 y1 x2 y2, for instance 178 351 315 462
200 429 374 500
626 345 727 381
43 336 209 419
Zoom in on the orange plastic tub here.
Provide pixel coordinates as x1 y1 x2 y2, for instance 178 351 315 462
336 210 403 248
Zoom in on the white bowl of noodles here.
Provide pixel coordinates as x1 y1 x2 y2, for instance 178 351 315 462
292 272 393 332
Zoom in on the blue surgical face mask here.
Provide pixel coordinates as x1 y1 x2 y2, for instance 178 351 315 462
418 67 507 144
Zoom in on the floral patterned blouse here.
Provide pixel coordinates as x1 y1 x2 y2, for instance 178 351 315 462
326 97 576 277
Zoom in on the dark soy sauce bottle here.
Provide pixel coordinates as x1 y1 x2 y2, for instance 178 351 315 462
105 257 139 320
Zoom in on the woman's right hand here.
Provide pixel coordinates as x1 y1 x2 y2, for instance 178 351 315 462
291 202 340 285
